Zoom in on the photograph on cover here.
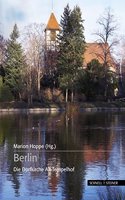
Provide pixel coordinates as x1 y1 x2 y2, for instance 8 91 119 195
0 0 125 200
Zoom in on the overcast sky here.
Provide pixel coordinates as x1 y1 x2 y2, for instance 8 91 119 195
0 0 125 41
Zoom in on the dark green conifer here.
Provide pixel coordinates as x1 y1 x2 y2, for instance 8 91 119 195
58 4 85 102
5 24 25 99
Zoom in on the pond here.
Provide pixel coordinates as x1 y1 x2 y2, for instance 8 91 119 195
0 111 125 200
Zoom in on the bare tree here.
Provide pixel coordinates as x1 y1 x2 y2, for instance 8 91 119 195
22 23 45 103
94 8 119 98
117 38 125 96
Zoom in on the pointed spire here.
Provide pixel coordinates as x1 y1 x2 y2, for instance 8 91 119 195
45 12 60 31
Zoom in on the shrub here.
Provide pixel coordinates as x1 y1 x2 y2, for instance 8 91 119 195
0 78 14 102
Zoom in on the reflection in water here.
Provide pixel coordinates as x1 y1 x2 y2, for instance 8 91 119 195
0 112 125 200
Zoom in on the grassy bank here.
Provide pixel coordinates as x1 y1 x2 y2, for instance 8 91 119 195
0 101 65 109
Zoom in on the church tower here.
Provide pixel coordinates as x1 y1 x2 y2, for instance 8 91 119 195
44 12 60 88
45 12 60 50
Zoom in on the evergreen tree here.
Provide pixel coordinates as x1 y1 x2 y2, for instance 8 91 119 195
77 59 118 101
5 24 25 100
0 77 13 102
58 4 85 102
0 34 6 65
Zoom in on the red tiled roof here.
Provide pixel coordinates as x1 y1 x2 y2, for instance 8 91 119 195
84 43 116 70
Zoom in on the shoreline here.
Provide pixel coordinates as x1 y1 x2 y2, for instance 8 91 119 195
1 101 125 114
0 107 65 114
0 106 125 114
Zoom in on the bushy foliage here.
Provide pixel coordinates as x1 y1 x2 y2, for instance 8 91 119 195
0 77 13 102
77 59 118 101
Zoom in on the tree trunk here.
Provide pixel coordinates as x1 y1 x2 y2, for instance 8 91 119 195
28 94 33 105
37 68 41 99
19 92 22 102
30 94 33 105
71 89 74 102
104 70 107 100
28 95 30 105
66 89 68 103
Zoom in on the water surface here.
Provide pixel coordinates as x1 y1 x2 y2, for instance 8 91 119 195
0 111 125 200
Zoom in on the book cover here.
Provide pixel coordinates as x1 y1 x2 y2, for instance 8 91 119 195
0 1 125 200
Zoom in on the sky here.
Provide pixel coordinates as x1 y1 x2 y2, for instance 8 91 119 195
0 0 125 42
